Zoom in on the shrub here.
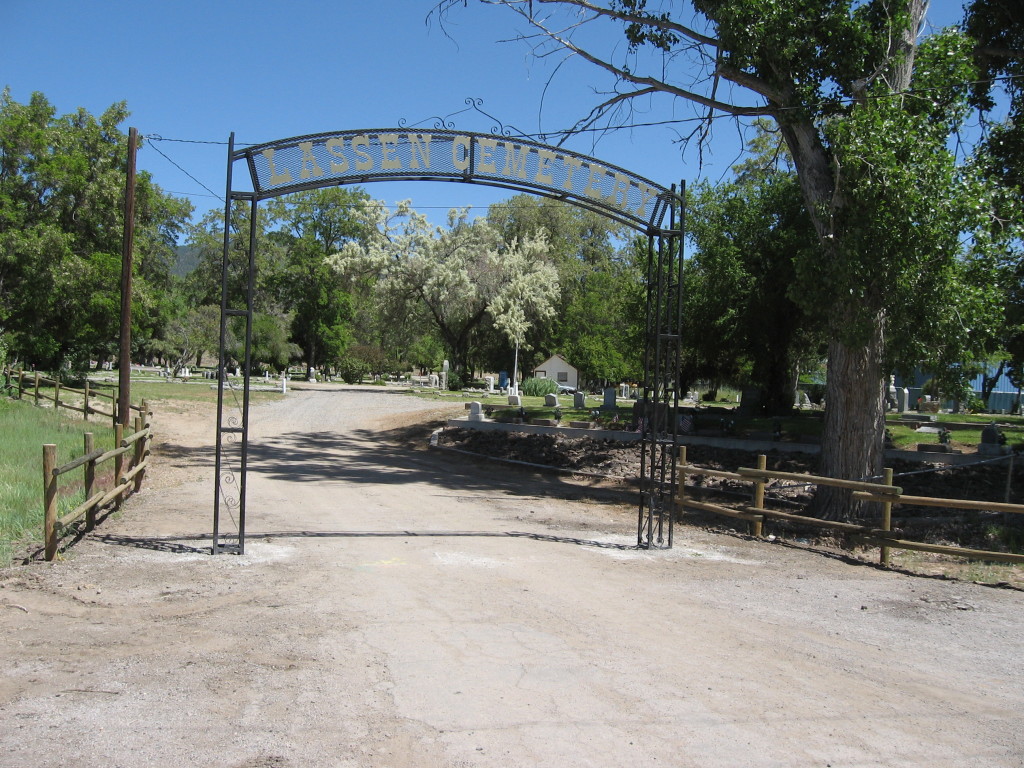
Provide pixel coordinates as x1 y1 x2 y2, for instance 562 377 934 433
334 355 369 385
522 377 558 397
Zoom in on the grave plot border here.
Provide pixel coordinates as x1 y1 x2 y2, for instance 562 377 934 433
212 130 684 553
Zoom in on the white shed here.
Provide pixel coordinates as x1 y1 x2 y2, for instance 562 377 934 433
532 354 579 391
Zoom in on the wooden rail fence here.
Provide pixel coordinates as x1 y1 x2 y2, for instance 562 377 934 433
41 404 153 560
676 446 1024 566
2 366 144 425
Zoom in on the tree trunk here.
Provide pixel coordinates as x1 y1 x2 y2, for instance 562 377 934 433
816 304 887 520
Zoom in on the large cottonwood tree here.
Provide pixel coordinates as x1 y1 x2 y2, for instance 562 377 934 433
438 0 1003 518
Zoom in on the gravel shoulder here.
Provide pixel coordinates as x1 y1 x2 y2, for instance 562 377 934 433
1 385 1022 768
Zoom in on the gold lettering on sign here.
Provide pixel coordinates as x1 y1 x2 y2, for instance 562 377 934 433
562 156 584 190
534 149 556 185
501 142 529 179
256 133 660 223
351 135 373 171
476 137 499 173
584 163 608 200
380 134 401 170
409 134 431 169
635 183 659 216
452 135 471 171
262 148 293 185
297 142 324 179
325 137 349 173
609 173 631 208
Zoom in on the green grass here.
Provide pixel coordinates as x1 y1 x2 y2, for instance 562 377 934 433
86 377 286 407
0 398 115 565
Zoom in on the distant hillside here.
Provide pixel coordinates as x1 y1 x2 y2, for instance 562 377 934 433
172 245 201 278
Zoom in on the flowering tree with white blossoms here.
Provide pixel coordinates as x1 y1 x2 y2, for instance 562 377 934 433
331 201 559 381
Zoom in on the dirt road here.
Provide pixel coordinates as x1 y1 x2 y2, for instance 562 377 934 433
2 386 1022 767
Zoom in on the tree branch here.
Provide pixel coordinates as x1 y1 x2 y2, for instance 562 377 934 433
517 13 772 117
529 0 720 49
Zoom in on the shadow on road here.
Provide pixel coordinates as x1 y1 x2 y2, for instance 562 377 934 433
226 428 634 507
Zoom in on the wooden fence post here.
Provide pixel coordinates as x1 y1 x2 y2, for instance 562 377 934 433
114 424 125 508
84 433 96 530
43 444 57 561
880 467 894 567
53 378 60 409
83 380 90 421
17 368 24 398
751 454 766 538
133 415 145 493
34 371 40 406
677 445 687 521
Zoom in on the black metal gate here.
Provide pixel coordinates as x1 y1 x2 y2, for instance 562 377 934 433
212 129 684 553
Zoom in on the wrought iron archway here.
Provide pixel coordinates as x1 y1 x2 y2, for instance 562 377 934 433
213 128 684 553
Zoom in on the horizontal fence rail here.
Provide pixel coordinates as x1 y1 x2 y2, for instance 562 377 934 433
676 446 1024 566
3 366 144 425
38 400 154 561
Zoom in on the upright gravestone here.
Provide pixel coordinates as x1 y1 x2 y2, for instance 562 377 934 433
486 376 495 393
468 401 485 422
603 387 618 410
979 422 1008 455
544 393 559 407
896 387 910 413
573 391 586 409
428 373 439 388
508 394 522 406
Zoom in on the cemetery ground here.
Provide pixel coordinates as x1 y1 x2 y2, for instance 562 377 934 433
1 384 1023 767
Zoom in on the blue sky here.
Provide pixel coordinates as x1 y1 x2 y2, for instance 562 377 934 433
3 0 973 232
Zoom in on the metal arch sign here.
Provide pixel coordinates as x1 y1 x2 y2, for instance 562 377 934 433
235 129 677 233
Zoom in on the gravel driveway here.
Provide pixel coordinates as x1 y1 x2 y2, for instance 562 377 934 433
1 385 1022 767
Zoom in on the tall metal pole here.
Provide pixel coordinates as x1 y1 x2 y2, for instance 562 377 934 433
118 127 138 427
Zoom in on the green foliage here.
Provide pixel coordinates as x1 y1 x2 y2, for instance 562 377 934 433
685 129 821 413
0 89 192 370
446 371 465 391
349 344 394 377
521 376 558 397
334 354 369 385
487 195 639 385
332 203 559 378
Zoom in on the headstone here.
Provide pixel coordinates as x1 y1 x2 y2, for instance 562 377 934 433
573 391 586 409
280 371 288 393
428 374 439 388
486 376 495 393
440 371 448 390
896 387 910 413
508 394 522 406
468 401 485 421
499 370 508 389
442 360 450 372
620 383 630 399
603 387 617 410
979 422 1009 455
544 393 559 407
235 367 241 378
